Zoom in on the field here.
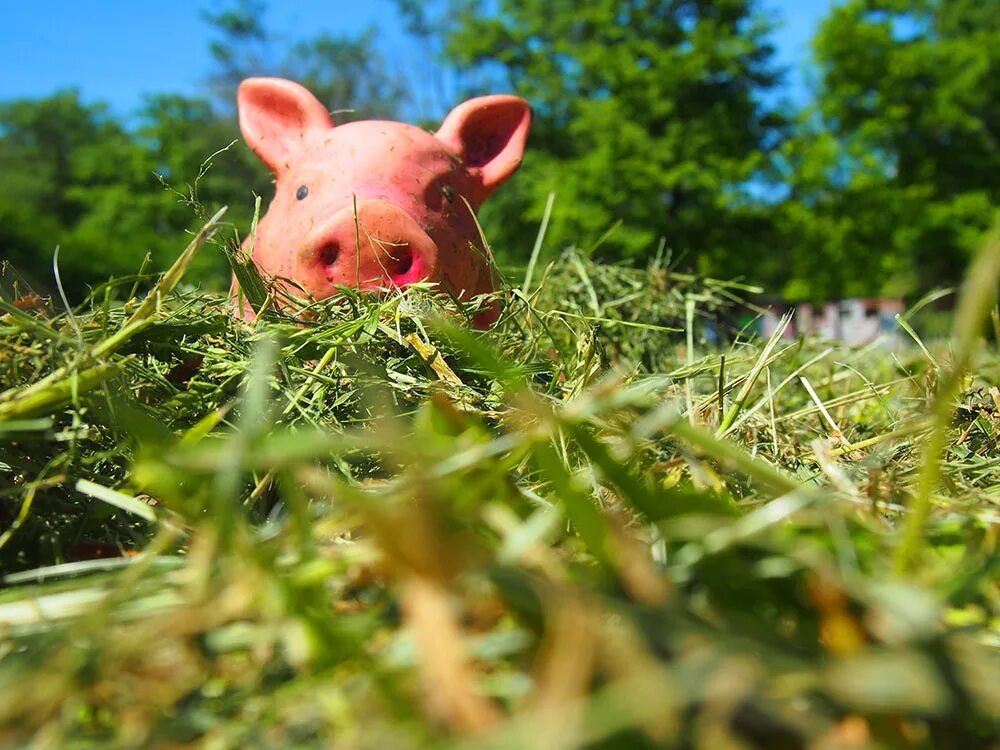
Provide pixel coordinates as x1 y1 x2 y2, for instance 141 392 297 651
1 211 998 749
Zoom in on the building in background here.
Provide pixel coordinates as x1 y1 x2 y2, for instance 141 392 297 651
759 299 905 346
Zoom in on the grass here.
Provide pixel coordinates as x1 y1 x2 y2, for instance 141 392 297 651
0 213 998 749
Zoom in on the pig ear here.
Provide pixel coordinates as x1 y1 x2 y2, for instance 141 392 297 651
238 78 333 176
435 95 532 202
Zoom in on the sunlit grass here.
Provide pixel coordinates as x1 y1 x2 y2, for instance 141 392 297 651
0 215 998 748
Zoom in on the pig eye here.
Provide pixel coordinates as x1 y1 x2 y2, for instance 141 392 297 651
296 185 309 201
442 185 455 203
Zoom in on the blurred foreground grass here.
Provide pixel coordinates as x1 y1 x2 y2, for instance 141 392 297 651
0 214 998 749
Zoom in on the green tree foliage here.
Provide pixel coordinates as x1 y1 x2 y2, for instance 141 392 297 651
0 92 262 297
203 0 408 121
776 0 1000 301
284 32 409 122
0 93 115 285
202 0 271 102
397 0 786 273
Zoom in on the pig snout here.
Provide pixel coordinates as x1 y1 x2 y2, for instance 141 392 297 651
296 200 439 296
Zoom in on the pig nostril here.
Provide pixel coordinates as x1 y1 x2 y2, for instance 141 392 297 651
317 242 340 267
385 244 414 280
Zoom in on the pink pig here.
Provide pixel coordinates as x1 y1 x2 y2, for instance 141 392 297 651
233 77 532 326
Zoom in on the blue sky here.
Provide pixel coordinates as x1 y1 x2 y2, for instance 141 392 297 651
0 1 835 116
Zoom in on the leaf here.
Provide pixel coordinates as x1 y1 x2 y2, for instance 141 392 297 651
75 479 157 523
824 651 952 715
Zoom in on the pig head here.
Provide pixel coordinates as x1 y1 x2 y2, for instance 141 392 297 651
233 77 532 326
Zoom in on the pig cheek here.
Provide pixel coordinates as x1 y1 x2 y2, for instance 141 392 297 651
249 220 285 280
421 179 483 288
430 219 492 298
252 214 314 293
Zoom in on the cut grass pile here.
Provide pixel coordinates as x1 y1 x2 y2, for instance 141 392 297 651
0 212 998 749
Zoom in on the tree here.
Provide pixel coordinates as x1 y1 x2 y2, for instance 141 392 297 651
0 92 145 293
202 1 408 122
0 91 253 298
396 0 786 275
776 0 1000 301
202 0 271 107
